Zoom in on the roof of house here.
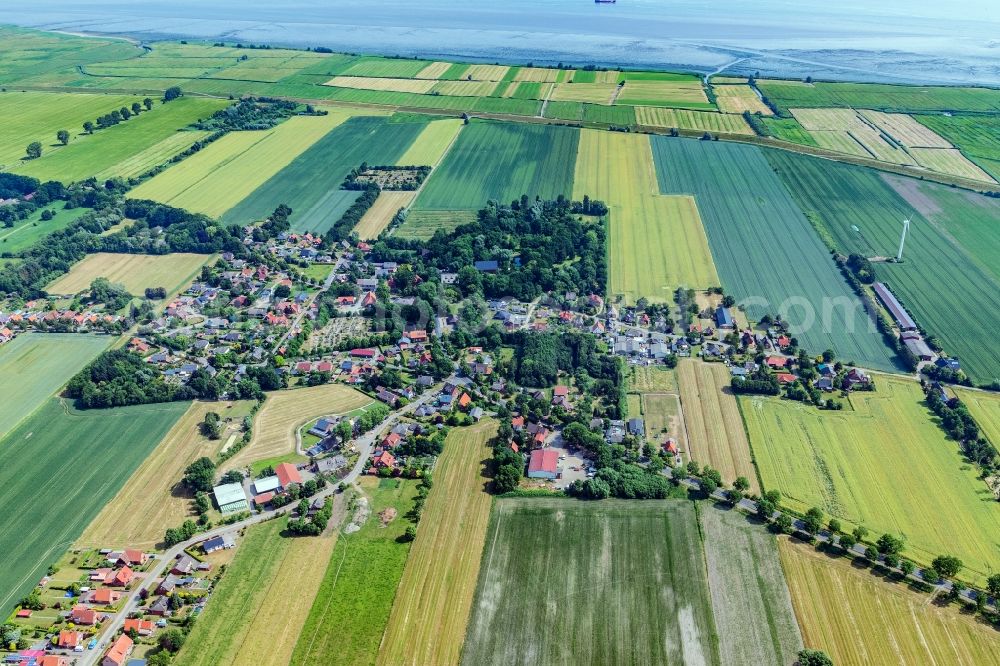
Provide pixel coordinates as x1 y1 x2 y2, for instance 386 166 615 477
528 449 560 475
553 385 569 397
765 356 788 368
275 462 302 488
104 634 133 666
253 476 281 494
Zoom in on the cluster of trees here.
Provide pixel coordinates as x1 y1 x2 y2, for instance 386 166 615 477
194 97 298 131
88 277 132 310
729 366 781 395
569 195 609 216
489 421 524 494
81 99 153 136
163 519 200 548
569 461 673 500
341 163 431 191
394 429 447 457
925 384 997 470
145 286 168 299
921 362 971 386
200 412 223 439
355 403 391 434
327 186 379 241
0 175 68 227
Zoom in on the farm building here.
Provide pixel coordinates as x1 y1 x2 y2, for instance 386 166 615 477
201 534 235 554
212 483 250 515
275 462 303 489
873 282 917 331
714 306 735 328
527 449 560 479
904 337 935 361
252 476 281 495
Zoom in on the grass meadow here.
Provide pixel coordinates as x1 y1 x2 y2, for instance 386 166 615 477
45 252 210 296
292 477 418 665
394 209 478 240
651 137 901 372
0 26 143 86
916 114 1000 181
354 191 416 240
462 498 720 665
0 203 89 255
768 151 1000 383
395 118 464 166
574 130 719 303
757 80 1000 115
955 388 1000 449
0 333 110 435
778 538 1000 664
744 376 1000 583
0 398 187 615
378 420 497 665
634 107 753 134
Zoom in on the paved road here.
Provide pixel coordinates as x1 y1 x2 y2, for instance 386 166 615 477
78 388 442 666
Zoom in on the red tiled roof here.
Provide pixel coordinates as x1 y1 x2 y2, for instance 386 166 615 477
275 462 302 488
528 449 559 474
776 373 797 384
103 634 133 666
553 385 569 397
765 356 788 368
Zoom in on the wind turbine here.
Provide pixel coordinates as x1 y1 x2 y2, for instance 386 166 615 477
896 219 910 262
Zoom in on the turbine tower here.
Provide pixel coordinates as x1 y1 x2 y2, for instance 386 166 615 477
896 218 910 262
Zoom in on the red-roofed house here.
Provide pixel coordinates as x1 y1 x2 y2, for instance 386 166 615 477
776 373 797 384
527 449 560 479
123 618 155 636
458 392 472 409
374 451 396 469
361 291 377 307
511 416 525 430
406 329 427 342
102 634 133 666
765 356 788 369
553 386 569 397
71 605 98 625
59 631 84 650
253 491 275 506
350 348 377 358
382 432 402 448
90 588 122 605
118 549 147 567
275 462 302 489
41 656 71 666
107 567 133 587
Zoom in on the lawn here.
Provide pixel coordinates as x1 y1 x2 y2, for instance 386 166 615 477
176 516 339 666
778 538 1000 664
756 80 1000 114
630 366 678 393
11 97 227 183
129 112 350 217
76 400 254 550
0 398 187 615
0 333 111 435
416 120 579 210
767 150 1000 383
395 118 464 166
462 497 720 665
220 115 422 233
354 191 416 240
634 107 753 134
574 130 719 303
226 385 372 469
744 376 1000 582
45 252 210 297
650 137 901 371
700 507 802 665
292 477 419 665
0 203 89 255
378 420 497 665
677 360 759 494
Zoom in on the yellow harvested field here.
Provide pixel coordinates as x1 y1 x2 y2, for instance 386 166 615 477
46 252 209 296
849 125 917 164
514 67 561 82
712 76 750 84
550 82 618 104
415 61 453 79
910 147 997 183
955 388 1000 448
859 110 953 148
227 384 372 468
354 191 416 240
465 64 510 81
76 400 253 549
592 70 624 83
677 359 759 493
713 85 773 115
778 539 1000 665
396 118 464 166
377 420 497 666
617 80 709 105
809 130 872 158
129 112 352 217
575 130 719 302
325 76 437 93
430 80 498 97
790 108 860 131
634 107 753 135
642 393 687 451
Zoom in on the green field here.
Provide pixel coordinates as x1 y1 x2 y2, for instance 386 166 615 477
0 26 143 86
650 137 901 370
0 203 89 255
291 478 418 665
743 376 1000 583
415 120 579 210
700 508 803 665
0 333 111 435
11 97 227 182
756 80 1000 114
760 117 821 146
462 498 720 665
955 388 1000 448
221 115 424 232
767 151 1000 383
916 114 1000 181
394 209 478 240
0 398 187 615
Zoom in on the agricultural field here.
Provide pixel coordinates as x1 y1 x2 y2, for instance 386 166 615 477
226 384 372 469
0 26 143 86
45 252 210 297
859 110 952 147
908 147 995 182
416 120 579 210
415 61 453 79
616 80 713 109
513 66 562 82
916 114 1000 181
677 360 759 493
760 117 820 147
430 80 499 97
630 365 678 393
712 84 773 115
955 388 1000 447
395 118 464 166
462 498 720 665
641 392 687 451
0 203 89 255
0 333 111 435
743 376 1000 582
778 538 1000 664
650 137 901 371
378 420 497 665
76 400 254 550
700 508 803 665
292 477 418 665
340 56 434 78
465 64 510 81
756 80 1000 114
767 150 1000 383
550 82 618 104
220 114 421 233
129 112 350 217
634 107 754 134
394 209 478 240
325 76 437 94
176 516 339 666
354 191 416 239
789 108 916 165
12 97 227 183
574 130 719 303
0 398 187 615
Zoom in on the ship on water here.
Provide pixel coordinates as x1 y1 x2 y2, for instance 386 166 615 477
595 0 616 4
